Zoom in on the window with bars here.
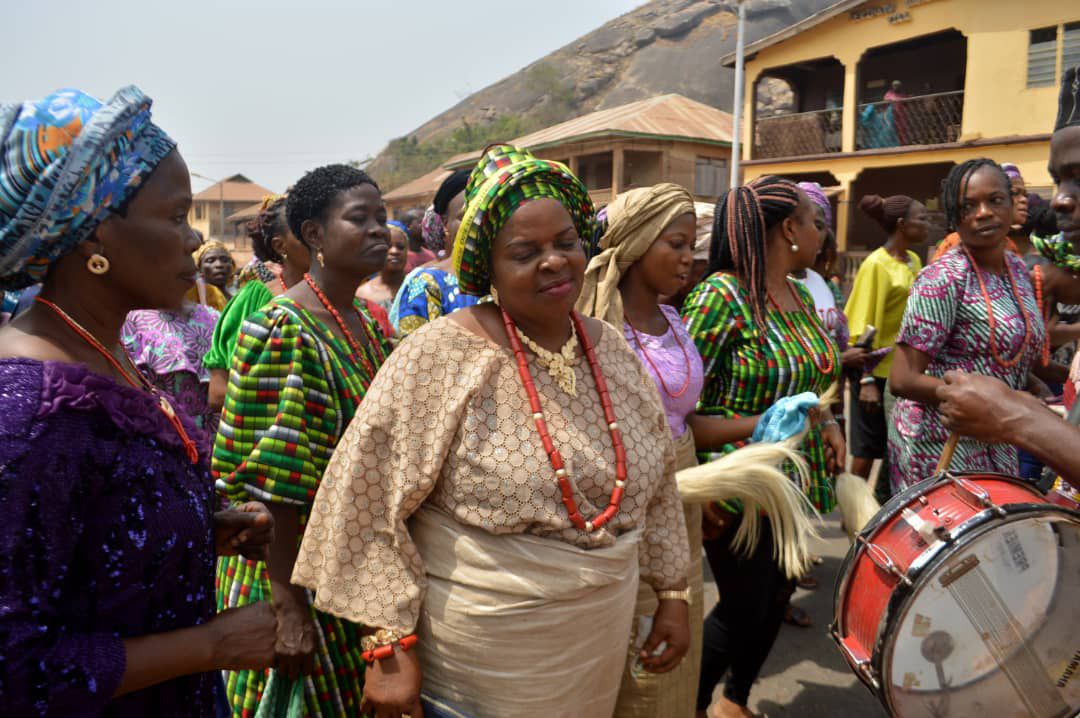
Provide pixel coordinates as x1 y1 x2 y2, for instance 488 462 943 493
1064 22 1080 73
694 157 729 198
1028 27 1058 88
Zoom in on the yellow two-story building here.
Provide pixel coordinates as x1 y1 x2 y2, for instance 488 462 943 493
725 0 1078 270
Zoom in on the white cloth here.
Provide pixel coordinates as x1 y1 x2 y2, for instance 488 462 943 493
412 506 641 718
796 269 845 345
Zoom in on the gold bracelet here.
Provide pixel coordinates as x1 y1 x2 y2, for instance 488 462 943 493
360 628 405 652
657 588 690 603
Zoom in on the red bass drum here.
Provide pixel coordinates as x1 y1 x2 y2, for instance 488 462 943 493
832 472 1080 717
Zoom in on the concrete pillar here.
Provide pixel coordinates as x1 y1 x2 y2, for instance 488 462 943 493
612 146 624 195
841 60 859 153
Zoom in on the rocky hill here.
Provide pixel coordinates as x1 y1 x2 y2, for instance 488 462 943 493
369 0 836 189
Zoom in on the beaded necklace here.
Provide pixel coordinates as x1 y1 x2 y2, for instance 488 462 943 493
959 245 1033 369
1033 264 1051 367
35 297 199 464
303 273 382 377
624 311 692 398
766 279 836 375
502 309 626 533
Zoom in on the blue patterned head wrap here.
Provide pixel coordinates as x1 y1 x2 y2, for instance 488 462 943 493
387 219 409 237
0 86 176 290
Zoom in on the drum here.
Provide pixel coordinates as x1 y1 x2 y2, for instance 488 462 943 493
831 472 1080 717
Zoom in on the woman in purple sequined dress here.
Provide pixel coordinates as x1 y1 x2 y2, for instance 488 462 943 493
0 87 277 717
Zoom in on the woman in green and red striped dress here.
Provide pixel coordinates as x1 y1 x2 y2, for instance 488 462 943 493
213 164 393 717
682 176 843 718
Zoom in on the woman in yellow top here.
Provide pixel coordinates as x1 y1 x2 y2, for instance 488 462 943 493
844 193 929 487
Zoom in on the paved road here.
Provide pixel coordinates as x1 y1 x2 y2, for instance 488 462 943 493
702 513 889 717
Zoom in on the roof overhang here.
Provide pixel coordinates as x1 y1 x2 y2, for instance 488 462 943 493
445 130 732 169
720 0 867 67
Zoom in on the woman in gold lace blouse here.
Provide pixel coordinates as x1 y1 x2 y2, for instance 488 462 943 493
292 145 690 718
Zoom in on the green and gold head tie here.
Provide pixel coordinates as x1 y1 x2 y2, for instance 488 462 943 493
452 144 595 296
1032 233 1080 274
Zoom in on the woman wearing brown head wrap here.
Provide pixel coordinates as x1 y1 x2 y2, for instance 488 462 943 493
844 193 929 484
577 184 705 718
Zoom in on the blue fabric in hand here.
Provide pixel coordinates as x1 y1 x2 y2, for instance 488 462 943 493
752 392 820 443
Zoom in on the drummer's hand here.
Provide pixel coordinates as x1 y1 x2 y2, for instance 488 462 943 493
360 646 424 718
936 371 1045 443
641 598 690 674
821 421 846 475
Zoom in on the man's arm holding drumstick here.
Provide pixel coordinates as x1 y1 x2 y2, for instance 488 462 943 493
936 371 1080 489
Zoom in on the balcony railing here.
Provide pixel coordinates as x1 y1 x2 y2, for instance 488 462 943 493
856 90 963 150
753 107 843 159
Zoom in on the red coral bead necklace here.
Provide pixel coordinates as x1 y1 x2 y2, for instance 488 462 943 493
502 308 627 533
766 279 836 375
34 296 200 464
304 273 383 377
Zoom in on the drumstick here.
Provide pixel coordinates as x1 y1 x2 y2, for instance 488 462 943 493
935 433 960 475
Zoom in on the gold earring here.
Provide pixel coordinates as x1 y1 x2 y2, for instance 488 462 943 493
316 250 324 267
86 253 110 274
490 285 500 305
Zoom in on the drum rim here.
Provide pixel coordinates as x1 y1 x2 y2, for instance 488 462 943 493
832 471 1044 632
876 504 1080 713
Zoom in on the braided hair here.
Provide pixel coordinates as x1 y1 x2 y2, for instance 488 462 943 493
941 159 1011 232
247 194 288 263
709 175 802 325
286 164 380 246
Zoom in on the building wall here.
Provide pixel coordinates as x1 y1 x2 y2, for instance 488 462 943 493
743 138 1050 250
742 0 1074 160
739 0 1075 250
189 200 256 243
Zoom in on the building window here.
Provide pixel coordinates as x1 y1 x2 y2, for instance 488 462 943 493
577 152 613 191
1027 26 1057 88
195 204 204 220
695 157 729 198
1065 22 1080 74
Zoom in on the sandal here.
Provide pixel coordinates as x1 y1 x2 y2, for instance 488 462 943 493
784 605 812 628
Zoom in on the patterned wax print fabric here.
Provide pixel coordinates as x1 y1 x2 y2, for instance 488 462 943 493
453 144 595 296
682 272 842 513
213 296 391 718
845 247 922 379
291 317 688 633
1032 232 1080 274
889 249 1045 489
0 359 216 717
122 304 220 446
389 266 478 336
1 289 18 325
0 86 175 290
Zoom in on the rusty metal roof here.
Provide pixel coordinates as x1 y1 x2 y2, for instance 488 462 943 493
388 94 733 192
193 174 274 204
382 167 451 202
445 93 733 169
512 93 733 149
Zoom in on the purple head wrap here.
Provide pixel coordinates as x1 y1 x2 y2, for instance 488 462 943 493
797 181 832 228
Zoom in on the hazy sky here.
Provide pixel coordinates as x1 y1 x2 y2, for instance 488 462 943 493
5 0 644 193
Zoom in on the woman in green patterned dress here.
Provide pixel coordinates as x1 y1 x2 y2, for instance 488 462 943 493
213 164 393 717
682 176 844 718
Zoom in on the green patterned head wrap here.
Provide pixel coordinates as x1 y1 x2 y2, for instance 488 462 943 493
1032 233 1080 274
452 144 595 296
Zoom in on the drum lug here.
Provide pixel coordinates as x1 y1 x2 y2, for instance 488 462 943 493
857 535 913 587
948 474 1007 517
834 632 881 691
